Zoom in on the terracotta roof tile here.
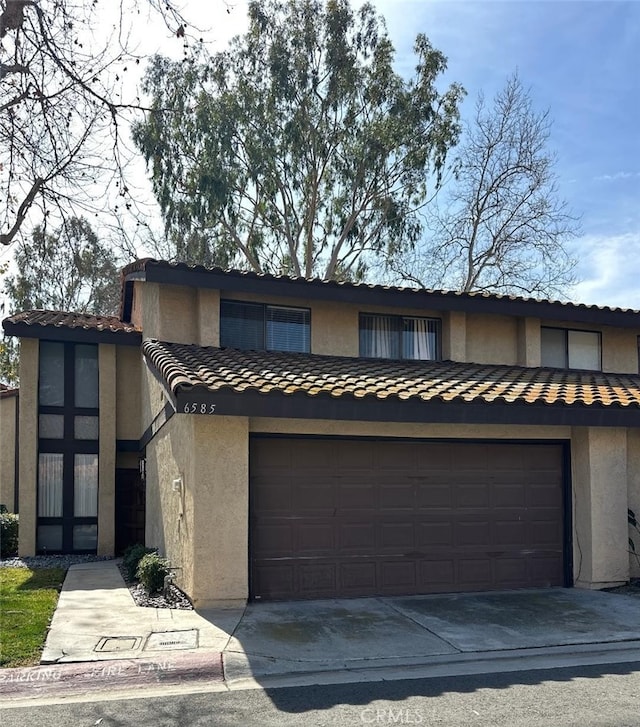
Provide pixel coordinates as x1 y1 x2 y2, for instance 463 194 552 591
3 310 140 335
142 340 640 410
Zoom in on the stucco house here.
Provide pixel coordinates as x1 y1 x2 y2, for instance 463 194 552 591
3 258 640 607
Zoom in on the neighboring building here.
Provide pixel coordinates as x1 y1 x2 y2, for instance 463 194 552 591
3 259 640 607
0 383 19 512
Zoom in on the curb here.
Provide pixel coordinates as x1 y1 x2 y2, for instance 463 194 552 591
0 652 224 702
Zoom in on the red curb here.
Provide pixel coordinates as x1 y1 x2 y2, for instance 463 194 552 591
0 652 224 701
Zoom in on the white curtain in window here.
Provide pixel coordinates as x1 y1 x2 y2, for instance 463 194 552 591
361 315 397 358
38 453 63 517
74 454 98 517
404 318 436 360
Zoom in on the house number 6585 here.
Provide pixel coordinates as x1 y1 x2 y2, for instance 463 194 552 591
183 403 216 414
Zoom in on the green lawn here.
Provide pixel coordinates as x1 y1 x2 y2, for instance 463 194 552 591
0 568 65 668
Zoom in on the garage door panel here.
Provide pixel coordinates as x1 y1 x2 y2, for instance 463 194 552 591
297 523 336 553
251 479 292 511
379 481 414 509
338 478 377 509
417 482 454 508
250 438 566 600
340 522 376 551
379 522 415 549
293 479 335 511
380 560 416 589
457 558 492 587
252 524 294 555
417 521 454 547
455 482 490 507
456 520 491 547
419 560 455 590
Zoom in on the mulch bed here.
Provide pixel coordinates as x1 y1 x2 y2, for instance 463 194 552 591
117 561 193 610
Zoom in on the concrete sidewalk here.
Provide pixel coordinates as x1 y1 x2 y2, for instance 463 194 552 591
6 560 640 703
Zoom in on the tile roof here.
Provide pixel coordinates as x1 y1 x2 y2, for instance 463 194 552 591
142 340 640 411
4 309 139 334
2 310 141 345
123 258 640 318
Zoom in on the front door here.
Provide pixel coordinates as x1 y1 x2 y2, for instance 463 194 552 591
115 468 145 554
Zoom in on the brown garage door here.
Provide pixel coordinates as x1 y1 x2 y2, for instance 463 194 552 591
250 438 567 601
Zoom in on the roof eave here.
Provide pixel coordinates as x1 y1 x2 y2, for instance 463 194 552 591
2 319 142 346
123 260 640 328
164 382 640 428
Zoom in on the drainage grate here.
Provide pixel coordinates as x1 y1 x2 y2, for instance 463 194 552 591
95 636 142 653
144 629 199 651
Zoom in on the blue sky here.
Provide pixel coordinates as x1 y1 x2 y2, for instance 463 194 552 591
369 0 640 308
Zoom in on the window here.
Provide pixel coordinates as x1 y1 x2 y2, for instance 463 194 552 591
220 300 310 353
359 314 440 360
37 341 99 554
541 327 601 370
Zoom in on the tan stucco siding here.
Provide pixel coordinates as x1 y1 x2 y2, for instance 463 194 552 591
191 415 249 607
443 311 466 361
311 302 358 356
116 345 141 441
517 317 541 367
145 412 249 608
249 418 571 440
466 313 518 365
18 338 38 556
0 393 17 512
198 288 220 347
572 426 629 588
602 328 639 374
145 412 196 597
98 345 116 556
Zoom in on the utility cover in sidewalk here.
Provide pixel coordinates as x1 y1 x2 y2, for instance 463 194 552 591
95 636 142 652
144 629 199 651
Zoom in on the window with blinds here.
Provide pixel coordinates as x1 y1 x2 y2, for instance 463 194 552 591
359 314 440 361
220 300 310 353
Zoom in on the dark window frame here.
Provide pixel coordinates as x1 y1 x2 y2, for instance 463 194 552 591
358 312 442 361
541 326 602 371
220 299 312 353
37 340 99 554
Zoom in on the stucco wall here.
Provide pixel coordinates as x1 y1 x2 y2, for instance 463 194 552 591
602 327 639 374
116 345 142 441
0 392 17 512
466 313 519 365
572 426 629 588
18 338 38 556
145 411 249 607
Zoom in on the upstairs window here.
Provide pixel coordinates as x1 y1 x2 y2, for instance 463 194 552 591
220 300 311 353
541 327 601 371
359 314 440 361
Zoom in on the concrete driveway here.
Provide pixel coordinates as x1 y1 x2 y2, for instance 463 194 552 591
221 588 640 683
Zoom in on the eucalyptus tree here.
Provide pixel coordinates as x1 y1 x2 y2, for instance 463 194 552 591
3 216 123 314
133 0 465 280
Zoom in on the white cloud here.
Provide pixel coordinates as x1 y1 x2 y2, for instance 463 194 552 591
594 171 640 182
571 232 640 309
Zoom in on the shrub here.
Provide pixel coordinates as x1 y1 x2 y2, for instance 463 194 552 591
0 512 19 558
136 553 171 595
122 543 155 581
